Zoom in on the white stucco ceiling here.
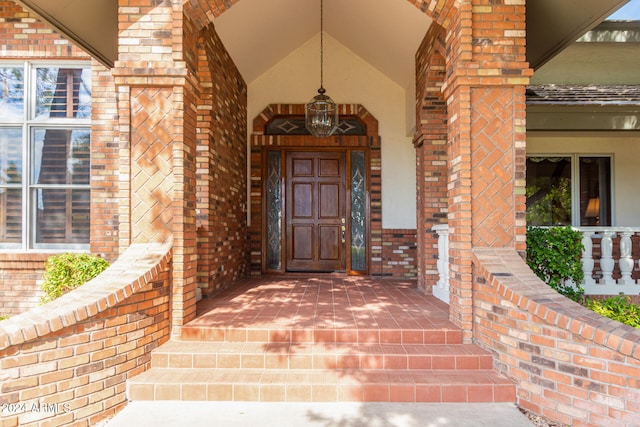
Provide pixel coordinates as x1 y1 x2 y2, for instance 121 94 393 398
213 0 432 89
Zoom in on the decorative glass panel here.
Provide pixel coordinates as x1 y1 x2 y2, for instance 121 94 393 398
266 151 282 270
351 151 366 271
35 68 91 119
0 128 23 246
0 67 24 121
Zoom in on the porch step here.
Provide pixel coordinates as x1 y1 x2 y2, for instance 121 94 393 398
126 278 516 404
179 325 463 345
127 367 516 403
150 340 494 371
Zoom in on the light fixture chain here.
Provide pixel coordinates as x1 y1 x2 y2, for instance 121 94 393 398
320 0 324 89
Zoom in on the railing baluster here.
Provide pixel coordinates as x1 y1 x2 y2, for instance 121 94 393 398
619 231 634 285
599 231 615 286
581 231 595 286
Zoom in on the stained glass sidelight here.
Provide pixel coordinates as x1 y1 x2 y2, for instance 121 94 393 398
351 151 366 271
266 151 282 270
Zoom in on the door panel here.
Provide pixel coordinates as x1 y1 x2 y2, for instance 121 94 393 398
292 183 313 218
292 225 313 260
286 151 346 272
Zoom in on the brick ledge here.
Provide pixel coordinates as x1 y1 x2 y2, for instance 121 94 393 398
472 247 640 360
0 243 172 350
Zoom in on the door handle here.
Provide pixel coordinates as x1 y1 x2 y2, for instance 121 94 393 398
341 218 346 243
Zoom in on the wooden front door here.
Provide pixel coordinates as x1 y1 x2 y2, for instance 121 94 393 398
286 151 346 272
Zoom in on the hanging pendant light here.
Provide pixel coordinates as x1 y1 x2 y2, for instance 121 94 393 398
305 0 339 137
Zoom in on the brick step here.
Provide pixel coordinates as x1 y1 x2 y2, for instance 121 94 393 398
127 367 516 403
151 340 494 371
179 326 463 345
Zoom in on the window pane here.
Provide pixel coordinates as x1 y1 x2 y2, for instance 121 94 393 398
32 128 90 186
526 157 572 226
0 128 22 246
35 68 91 119
34 188 90 245
0 128 22 184
580 157 611 226
0 67 24 121
0 188 22 245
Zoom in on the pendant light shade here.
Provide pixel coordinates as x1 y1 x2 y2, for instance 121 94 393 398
305 0 339 137
306 87 339 137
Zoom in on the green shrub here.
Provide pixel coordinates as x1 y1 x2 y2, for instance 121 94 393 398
40 253 110 304
586 296 640 329
526 226 584 302
0 314 8 321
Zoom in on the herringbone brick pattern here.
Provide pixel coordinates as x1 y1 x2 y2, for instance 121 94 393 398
470 88 515 247
131 88 174 243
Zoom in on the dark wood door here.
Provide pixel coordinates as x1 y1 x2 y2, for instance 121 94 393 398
286 151 346 272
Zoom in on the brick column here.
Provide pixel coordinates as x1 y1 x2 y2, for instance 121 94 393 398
114 1 199 335
414 24 448 293
443 1 531 340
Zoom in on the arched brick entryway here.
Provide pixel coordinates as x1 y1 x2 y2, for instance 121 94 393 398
249 103 382 276
114 0 531 339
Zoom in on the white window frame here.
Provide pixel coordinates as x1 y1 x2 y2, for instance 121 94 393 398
0 60 91 251
526 153 616 227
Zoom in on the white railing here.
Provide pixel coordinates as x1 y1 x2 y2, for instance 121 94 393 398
432 225 640 302
578 227 640 295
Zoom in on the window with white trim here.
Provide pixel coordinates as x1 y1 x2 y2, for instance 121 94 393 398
0 62 91 250
526 155 612 227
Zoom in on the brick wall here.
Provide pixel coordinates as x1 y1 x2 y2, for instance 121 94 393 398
473 248 640 427
414 23 448 291
378 229 418 278
0 1 88 59
90 61 120 261
0 255 47 317
0 244 172 427
195 23 249 297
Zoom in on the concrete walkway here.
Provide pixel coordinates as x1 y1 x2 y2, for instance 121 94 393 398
105 401 534 427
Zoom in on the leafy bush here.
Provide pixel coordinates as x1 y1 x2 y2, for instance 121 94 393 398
40 253 110 304
0 314 8 321
586 296 640 329
526 226 584 302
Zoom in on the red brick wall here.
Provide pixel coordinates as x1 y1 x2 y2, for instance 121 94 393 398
379 229 418 278
0 255 47 316
90 62 121 261
441 1 531 339
195 23 249 297
473 249 640 427
0 1 88 59
415 23 448 291
0 244 172 427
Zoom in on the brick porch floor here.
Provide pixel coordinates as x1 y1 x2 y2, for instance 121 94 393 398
127 275 516 403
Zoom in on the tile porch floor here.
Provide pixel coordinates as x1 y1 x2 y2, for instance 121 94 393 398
127 275 516 403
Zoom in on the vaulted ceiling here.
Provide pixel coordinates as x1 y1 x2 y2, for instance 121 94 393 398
15 0 630 90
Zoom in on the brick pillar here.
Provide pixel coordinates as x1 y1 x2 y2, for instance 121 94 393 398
415 24 448 293
443 1 531 341
114 1 199 335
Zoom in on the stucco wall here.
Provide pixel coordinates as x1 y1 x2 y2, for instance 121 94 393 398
247 33 417 230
